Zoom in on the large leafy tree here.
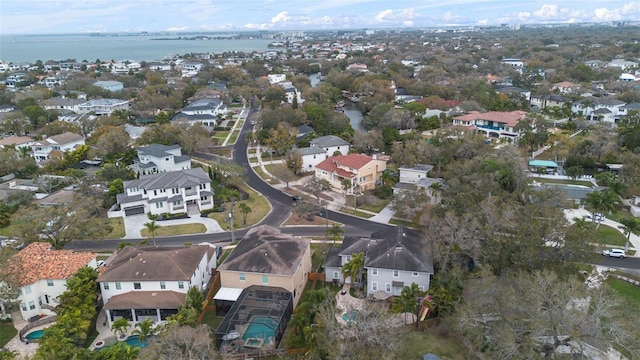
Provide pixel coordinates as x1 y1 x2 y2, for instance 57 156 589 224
342 252 365 289
265 122 297 156
303 177 332 203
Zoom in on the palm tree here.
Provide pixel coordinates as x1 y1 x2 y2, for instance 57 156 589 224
238 203 252 225
583 190 615 229
326 224 344 246
618 217 640 252
111 318 131 339
131 318 156 345
143 220 160 246
392 283 425 324
342 252 365 290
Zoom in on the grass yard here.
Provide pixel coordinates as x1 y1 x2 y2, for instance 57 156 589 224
227 130 239 144
359 198 392 213
597 224 627 247
140 223 206 237
607 278 640 307
252 165 280 184
395 328 471 360
0 320 17 348
338 207 375 218
389 218 417 228
105 217 125 238
200 311 224 333
212 130 230 139
207 183 271 228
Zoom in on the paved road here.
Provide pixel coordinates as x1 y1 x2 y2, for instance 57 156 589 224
66 101 389 252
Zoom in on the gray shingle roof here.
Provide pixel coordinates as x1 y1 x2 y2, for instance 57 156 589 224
123 167 209 191
310 135 350 148
218 225 310 276
295 147 326 156
137 144 182 158
98 245 211 282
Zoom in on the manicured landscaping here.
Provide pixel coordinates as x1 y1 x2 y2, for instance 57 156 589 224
227 130 239 144
0 320 17 348
207 182 271 228
359 198 392 213
338 208 375 218
607 278 640 307
140 223 206 237
597 224 627 247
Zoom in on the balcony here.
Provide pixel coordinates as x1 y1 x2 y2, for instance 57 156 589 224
184 190 197 196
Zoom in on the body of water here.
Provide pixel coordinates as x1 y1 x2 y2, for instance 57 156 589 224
344 101 366 130
0 34 273 63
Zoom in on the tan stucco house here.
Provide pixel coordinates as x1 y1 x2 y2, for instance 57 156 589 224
216 225 311 307
314 153 387 194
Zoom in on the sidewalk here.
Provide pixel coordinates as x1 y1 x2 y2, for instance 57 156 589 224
564 207 640 253
122 213 224 239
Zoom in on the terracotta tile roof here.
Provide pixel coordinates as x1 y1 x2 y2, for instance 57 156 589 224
453 110 528 127
10 242 96 286
315 154 375 175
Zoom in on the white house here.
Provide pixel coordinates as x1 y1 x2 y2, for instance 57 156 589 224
131 144 191 175
0 136 35 150
97 244 217 329
112 167 214 217
32 132 85 162
172 98 227 127
323 227 434 297
77 99 130 116
267 74 287 84
393 164 444 204
42 98 85 113
3 242 96 320
571 96 626 122
452 110 528 142
294 135 350 172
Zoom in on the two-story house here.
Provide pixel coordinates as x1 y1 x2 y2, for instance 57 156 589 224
314 153 387 194
571 96 626 123
97 244 217 329
294 135 350 172
392 164 444 204
3 242 96 321
112 167 214 217
172 98 227 127
0 136 34 150
216 225 311 307
32 132 85 162
131 144 191 175
323 227 434 297
529 94 570 111
77 99 130 116
42 98 85 113
452 110 528 143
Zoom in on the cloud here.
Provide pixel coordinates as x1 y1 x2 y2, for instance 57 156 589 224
594 2 640 21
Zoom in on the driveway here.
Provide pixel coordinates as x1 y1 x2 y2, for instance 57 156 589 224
122 214 224 239
564 208 640 253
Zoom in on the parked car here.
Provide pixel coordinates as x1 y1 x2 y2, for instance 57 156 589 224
602 249 626 258
586 213 605 222
291 195 302 202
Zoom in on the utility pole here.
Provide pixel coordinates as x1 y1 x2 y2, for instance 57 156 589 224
229 198 236 243
325 202 328 241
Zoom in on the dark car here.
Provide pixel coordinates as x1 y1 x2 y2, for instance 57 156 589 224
291 195 302 202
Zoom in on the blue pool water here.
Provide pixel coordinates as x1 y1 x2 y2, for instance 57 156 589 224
124 335 148 348
342 310 359 322
25 329 44 340
242 316 278 342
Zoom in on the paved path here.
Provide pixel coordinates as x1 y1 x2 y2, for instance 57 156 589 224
564 207 640 253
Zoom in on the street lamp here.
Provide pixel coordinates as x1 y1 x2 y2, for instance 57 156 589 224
228 198 236 243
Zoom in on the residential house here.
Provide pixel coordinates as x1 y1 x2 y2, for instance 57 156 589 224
77 99 130 116
267 74 287 84
94 80 124 92
131 144 191 175
172 98 227 127
529 94 570 111
32 132 85 162
323 227 434 297
41 77 63 88
500 58 525 74
495 86 531 101
451 110 528 142
3 242 96 320
42 98 85 113
112 167 214 217
97 244 217 329
607 59 638 71
180 62 203 77
552 81 578 94
571 96 626 122
294 135 350 171
215 225 311 307
0 136 34 149
392 164 444 204
314 153 387 194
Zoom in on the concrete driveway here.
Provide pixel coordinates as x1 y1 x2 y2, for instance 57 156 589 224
122 214 224 239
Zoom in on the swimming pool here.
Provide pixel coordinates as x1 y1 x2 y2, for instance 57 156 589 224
242 315 278 343
25 329 44 340
342 310 359 322
96 335 150 351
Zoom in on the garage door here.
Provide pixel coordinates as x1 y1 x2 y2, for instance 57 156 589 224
124 205 145 216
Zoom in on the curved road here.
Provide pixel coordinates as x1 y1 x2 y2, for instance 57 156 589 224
67 102 390 252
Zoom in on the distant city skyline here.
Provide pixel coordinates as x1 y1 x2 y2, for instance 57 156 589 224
1 1 639 35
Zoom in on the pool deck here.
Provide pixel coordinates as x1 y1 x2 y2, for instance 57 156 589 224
335 284 365 324
3 313 45 358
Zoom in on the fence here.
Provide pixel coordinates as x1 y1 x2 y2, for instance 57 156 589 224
197 273 221 324
19 315 57 342
307 272 325 282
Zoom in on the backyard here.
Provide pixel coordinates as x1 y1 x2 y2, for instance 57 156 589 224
0 319 17 348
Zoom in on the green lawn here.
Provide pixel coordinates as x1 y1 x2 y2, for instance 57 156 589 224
212 130 230 139
389 219 417 228
607 278 640 307
207 182 271 229
395 328 472 360
0 320 17 348
359 198 392 213
105 217 125 238
338 207 375 218
597 224 627 247
200 311 224 334
227 130 239 144
140 223 206 237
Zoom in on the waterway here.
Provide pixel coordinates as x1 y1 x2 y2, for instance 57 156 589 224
0 33 273 63
307 72 365 130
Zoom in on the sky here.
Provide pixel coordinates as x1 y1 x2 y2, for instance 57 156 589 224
1 0 639 34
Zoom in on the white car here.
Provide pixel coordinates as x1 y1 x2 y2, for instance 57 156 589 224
602 249 626 258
